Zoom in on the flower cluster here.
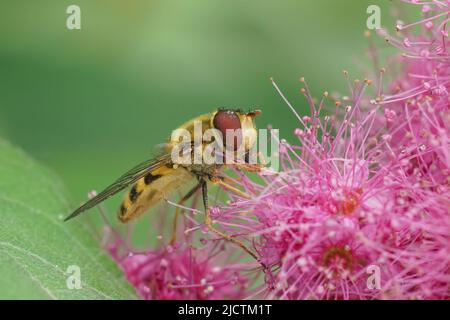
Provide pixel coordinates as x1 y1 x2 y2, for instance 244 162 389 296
103 0 449 300
215 0 449 299
107 240 249 300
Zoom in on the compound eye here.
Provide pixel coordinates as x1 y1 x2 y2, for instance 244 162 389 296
213 110 242 151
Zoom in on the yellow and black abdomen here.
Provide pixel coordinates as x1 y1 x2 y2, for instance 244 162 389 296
118 165 194 223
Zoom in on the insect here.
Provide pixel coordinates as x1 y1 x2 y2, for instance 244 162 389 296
64 108 263 262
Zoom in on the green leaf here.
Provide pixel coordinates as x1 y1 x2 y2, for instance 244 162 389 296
0 139 137 299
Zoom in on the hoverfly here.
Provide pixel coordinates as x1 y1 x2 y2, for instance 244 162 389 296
65 108 263 262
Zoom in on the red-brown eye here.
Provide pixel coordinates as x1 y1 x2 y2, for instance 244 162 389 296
213 110 242 150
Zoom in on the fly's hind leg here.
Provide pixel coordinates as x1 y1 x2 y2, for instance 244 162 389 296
200 179 262 266
170 183 201 245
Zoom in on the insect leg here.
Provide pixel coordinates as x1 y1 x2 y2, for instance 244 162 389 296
200 179 260 263
232 151 267 173
233 162 264 173
210 176 252 199
170 183 201 245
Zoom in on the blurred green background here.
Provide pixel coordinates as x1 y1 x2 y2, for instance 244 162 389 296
0 0 411 210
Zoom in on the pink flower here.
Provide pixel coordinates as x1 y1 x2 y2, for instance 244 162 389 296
214 1 450 299
108 243 248 300
215 74 449 298
379 0 449 187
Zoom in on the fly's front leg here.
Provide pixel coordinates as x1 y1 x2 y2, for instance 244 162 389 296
233 151 267 173
210 175 251 200
200 178 262 265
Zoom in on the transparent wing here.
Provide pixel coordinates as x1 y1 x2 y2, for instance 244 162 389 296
64 153 173 221
152 142 172 157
